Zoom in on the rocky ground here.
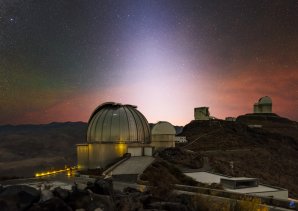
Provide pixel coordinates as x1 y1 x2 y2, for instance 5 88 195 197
140 156 223 193
0 178 215 211
178 114 298 198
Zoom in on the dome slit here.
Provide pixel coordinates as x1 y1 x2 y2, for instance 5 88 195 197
101 108 111 142
123 107 131 141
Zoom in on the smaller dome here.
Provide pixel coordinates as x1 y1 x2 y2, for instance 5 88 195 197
258 96 272 105
151 121 176 135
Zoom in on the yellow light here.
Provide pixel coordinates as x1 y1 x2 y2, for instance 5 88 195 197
35 166 76 178
115 143 126 156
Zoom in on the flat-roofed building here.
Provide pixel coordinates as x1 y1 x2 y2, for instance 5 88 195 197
185 171 288 199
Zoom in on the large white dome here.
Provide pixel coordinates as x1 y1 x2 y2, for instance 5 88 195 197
87 102 150 144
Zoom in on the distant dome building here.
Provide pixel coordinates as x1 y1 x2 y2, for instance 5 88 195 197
253 96 272 113
151 121 176 150
77 102 151 170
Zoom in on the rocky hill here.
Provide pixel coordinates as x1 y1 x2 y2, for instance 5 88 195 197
179 114 298 197
0 122 87 177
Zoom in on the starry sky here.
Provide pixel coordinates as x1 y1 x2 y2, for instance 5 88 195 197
0 0 297 125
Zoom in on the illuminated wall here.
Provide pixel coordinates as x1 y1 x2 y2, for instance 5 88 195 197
89 143 128 169
151 134 175 149
77 144 89 170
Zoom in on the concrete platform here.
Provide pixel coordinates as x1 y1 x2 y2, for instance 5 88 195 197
112 156 155 175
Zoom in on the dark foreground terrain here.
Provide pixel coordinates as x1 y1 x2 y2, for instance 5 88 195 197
179 113 298 197
0 178 195 211
0 178 271 211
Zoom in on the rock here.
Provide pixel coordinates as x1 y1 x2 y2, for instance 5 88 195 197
28 197 72 211
123 187 141 193
86 178 113 196
115 196 133 211
147 202 189 211
88 193 115 211
53 187 70 201
68 189 115 211
68 189 92 210
136 193 152 205
0 185 40 210
40 189 54 202
0 185 4 193
115 194 144 211
0 198 15 211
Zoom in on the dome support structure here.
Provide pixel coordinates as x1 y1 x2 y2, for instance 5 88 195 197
77 102 152 170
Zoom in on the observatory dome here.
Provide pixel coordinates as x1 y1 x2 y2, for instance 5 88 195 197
151 121 176 136
87 102 150 144
150 121 176 149
258 96 272 105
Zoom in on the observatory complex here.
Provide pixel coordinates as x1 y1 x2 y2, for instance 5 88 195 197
77 102 176 170
77 97 274 170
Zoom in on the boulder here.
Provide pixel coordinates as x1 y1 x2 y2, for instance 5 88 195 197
136 193 152 205
28 197 72 211
40 189 54 202
53 187 70 201
123 187 141 194
0 198 16 211
0 185 4 193
0 185 40 210
115 194 144 211
88 193 115 211
147 202 189 211
68 189 91 210
86 178 113 196
68 189 115 211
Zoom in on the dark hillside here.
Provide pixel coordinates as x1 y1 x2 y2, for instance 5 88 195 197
179 116 298 197
0 122 87 177
237 113 298 139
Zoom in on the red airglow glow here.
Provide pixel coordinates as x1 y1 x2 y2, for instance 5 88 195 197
12 68 298 126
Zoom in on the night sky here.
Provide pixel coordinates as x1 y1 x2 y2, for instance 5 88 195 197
0 0 297 125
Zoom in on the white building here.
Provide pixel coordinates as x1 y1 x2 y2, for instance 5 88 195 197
175 136 188 143
185 171 288 199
